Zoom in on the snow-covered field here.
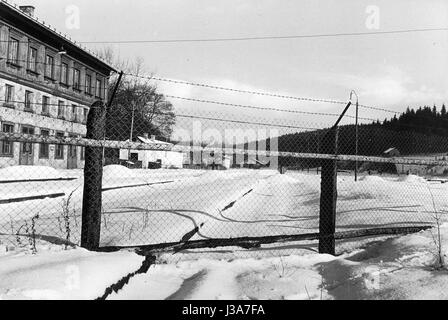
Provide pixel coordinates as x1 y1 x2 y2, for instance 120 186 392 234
112 225 448 300
0 224 447 300
0 165 447 300
0 165 444 249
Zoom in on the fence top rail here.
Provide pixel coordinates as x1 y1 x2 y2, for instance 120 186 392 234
1 132 448 166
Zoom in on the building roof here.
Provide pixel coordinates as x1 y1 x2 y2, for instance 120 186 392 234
137 136 173 146
384 147 398 154
0 1 117 75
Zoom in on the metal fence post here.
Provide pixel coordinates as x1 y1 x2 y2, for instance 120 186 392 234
81 100 106 250
318 127 338 255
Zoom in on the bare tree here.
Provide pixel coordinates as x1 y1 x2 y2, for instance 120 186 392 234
97 47 176 139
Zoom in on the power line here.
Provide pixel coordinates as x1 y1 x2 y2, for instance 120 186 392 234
2 27 445 44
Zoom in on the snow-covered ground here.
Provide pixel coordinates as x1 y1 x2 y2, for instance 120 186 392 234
1 224 447 300
0 165 444 249
1 165 447 299
0 242 144 300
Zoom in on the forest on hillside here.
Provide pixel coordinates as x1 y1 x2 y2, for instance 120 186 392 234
276 104 448 156
273 104 448 169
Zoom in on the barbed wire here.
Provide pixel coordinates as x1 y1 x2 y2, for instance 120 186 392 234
4 58 448 127
0 97 363 120
174 114 320 130
2 131 448 167
125 73 402 115
0 92 387 125
165 95 377 121
3 56 439 117
1 70 447 129
0 98 320 130
1 98 447 133
0 56 412 116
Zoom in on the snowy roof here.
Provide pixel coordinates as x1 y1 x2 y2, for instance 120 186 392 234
136 136 173 146
384 148 398 154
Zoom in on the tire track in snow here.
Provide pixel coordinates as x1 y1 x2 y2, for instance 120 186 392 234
221 189 254 212
165 269 208 300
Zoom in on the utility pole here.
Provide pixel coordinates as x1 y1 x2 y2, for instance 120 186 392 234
129 102 136 143
127 90 151 164
128 102 136 164
350 90 359 182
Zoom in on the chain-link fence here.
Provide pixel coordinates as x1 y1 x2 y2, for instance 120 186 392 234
1 80 447 259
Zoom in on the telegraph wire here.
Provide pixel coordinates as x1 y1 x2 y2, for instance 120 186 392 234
1 27 447 44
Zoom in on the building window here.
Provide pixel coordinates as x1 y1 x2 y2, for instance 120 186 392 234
73 69 81 91
83 108 88 123
22 126 34 136
72 105 78 122
95 78 102 98
42 96 50 115
58 101 65 119
28 47 38 72
45 55 54 79
8 38 19 65
24 91 33 111
85 74 92 95
61 63 68 84
55 132 64 159
1 123 14 156
68 135 77 159
80 136 85 160
39 129 50 159
5 84 14 107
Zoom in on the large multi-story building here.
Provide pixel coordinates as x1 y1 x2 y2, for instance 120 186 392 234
0 2 116 169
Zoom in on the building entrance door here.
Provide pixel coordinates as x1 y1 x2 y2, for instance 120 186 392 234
67 144 78 169
19 126 34 165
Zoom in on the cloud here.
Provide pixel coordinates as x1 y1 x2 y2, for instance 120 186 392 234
332 66 447 108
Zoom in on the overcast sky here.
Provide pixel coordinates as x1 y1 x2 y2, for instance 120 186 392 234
15 0 448 133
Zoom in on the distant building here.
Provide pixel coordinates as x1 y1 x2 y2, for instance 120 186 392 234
119 135 184 169
0 3 115 169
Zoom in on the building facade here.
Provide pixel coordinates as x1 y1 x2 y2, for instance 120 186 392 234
119 135 184 169
0 3 115 169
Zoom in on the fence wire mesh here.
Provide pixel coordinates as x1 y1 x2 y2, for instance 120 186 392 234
1 75 447 259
